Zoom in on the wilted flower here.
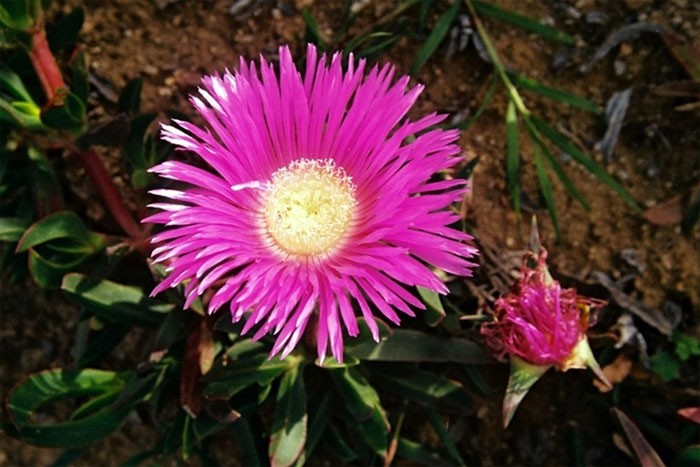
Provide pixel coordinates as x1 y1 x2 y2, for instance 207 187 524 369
481 247 608 426
145 44 478 363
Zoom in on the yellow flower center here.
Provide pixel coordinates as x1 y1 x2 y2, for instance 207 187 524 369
262 159 356 257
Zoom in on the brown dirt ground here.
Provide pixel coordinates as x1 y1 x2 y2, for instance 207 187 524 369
1 0 699 465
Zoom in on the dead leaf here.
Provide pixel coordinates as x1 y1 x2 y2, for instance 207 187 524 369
594 353 634 392
612 408 665 467
644 195 684 225
677 407 700 424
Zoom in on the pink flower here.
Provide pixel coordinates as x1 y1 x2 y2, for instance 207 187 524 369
481 249 604 368
145 44 478 362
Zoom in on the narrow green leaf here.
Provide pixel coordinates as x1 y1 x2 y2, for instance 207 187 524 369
531 116 641 211
396 437 453 465
28 248 83 289
509 72 602 114
61 273 171 328
346 329 492 364
232 417 264 467
505 100 521 215
410 0 461 75
453 73 498 130
473 0 574 45
426 408 465 466
531 135 561 240
535 129 590 211
417 286 446 326
269 364 308 467
77 324 129 367
301 9 325 49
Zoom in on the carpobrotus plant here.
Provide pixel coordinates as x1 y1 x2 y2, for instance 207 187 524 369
481 247 610 427
146 44 478 363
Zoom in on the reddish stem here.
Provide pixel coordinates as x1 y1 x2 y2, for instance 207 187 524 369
70 146 145 240
29 29 66 105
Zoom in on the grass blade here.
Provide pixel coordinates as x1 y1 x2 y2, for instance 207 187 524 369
505 100 521 215
509 72 603 114
472 0 574 45
527 121 591 210
453 73 498 130
531 116 641 211
410 0 461 74
530 133 561 239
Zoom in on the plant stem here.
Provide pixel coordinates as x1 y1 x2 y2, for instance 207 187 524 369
69 144 145 240
29 27 67 105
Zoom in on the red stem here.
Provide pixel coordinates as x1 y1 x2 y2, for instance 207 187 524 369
70 146 145 240
29 29 66 105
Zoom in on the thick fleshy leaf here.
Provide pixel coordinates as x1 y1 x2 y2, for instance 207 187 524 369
17 211 103 253
331 366 389 456
3 369 137 447
369 365 473 414
40 91 86 133
346 329 492 364
269 363 308 467
396 437 454 465
202 354 291 399
418 286 446 326
293 392 331 467
61 273 171 328
0 217 29 242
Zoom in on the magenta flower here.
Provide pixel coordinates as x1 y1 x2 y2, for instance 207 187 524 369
481 248 603 367
145 44 478 362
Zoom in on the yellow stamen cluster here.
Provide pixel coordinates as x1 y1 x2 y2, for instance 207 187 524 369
262 159 356 257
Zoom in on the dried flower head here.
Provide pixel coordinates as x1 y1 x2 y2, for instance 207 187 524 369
481 248 603 367
145 44 478 362
481 247 608 426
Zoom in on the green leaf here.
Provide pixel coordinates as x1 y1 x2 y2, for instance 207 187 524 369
674 445 700 467
346 329 492 364
17 211 103 253
396 437 453 465
509 72 602 114
417 286 446 326
269 364 308 467
426 407 465 466
650 349 681 382
28 247 85 288
202 354 291 399
293 392 331 466
40 91 86 133
3 368 137 448
118 78 143 115
46 7 84 53
0 0 42 31
369 365 473 414
0 62 36 102
536 131 590 211
505 100 521 215
673 332 700 361
410 0 460 75
531 134 560 239
301 9 325 49
472 0 574 45
331 366 388 456
0 216 29 242
531 116 641 212
61 273 171 328
77 323 129 367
